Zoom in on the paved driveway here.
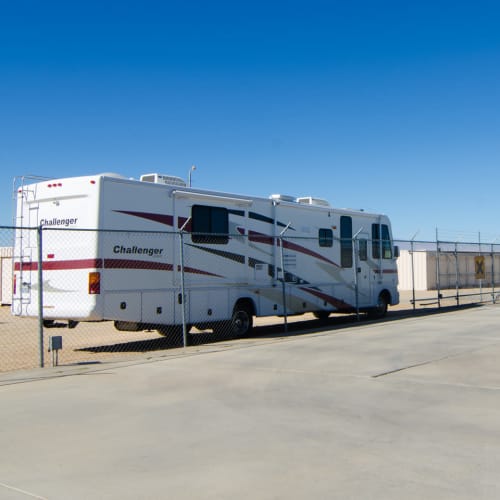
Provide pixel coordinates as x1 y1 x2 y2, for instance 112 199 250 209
1 304 500 499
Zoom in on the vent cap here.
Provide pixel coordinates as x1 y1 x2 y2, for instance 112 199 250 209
296 196 331 207
140 173 187 187
269 194 296 203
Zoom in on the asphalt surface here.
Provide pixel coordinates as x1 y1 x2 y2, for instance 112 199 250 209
1 304 500 500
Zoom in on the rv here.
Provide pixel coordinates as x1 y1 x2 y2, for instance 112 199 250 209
12 173 399 336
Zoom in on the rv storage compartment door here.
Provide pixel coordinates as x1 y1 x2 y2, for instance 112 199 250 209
141 291 177 324
103 292 141 322
188 289 230 323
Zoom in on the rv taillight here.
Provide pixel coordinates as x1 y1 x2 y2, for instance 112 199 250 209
88 272 101 294
13 274 17 295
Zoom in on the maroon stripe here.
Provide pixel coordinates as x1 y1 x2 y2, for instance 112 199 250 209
182 266 222 277
249 230 340 268
281 239 340 268
114 210 174 227
249 230 275 245
14 258 221 277
300 287 354 311
14 262 35 271
104 259 173 271
177 217 192 231
14 259 103 271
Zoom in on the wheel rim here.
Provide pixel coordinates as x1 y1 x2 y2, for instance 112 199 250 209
232 310 250 336
377 295 388 314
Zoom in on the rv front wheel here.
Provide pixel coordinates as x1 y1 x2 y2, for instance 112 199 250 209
313 311 330 322
369 293 389 319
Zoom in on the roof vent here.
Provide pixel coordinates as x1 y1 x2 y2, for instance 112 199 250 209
269 194 296 203
296 196 331 207
99 172 128 179
140 173 187 187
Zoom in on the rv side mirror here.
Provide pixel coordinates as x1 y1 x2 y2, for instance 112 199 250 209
393 245 400 258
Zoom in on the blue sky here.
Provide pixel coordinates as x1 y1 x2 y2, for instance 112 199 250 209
1 0 499 242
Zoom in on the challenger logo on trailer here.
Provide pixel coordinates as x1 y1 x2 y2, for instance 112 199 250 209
113 245 164 257
40 217 78 227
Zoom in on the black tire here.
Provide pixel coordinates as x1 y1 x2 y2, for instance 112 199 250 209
156 324 190 342
313 311 330 322
229 303 253 337
369 293 389 319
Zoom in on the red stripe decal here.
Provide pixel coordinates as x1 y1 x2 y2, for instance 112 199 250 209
281 239 340 267
114 210 174 227
14 259 103 271
248 230 275 245
182 266 222 277
103 259 173 271
177 217 192 231
14 258 221 277
300 287 354 311
249 230 340 268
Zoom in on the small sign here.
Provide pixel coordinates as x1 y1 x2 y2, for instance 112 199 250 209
475 256 485 280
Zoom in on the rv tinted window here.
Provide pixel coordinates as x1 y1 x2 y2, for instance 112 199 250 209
192 205 229 244
372 224 380 259
340 216 352 267
359 239 367 261
319 228 333 247
381 224 392 259
372 223 392 259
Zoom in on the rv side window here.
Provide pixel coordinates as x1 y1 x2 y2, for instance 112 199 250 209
359 239 367 261
319 228 333 247
340 216 352 268
372 223 392 259
372 224 380 259
191 205 229 244
381 224 392 259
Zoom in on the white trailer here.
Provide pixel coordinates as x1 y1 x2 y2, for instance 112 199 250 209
12 172 399 336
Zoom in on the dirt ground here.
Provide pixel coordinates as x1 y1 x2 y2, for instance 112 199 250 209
1 288 498 374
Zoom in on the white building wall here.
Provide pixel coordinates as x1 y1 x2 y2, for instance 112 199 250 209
397 250 429 291
398 249 500 291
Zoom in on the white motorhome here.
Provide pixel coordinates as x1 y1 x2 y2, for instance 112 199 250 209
12 173 399 336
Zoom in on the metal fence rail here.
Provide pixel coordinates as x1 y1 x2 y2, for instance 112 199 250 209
1 226 499 374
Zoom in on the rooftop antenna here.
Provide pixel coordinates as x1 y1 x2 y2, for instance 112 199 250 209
188 165 196 187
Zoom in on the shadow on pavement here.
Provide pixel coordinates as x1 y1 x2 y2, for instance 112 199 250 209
76 303 483 354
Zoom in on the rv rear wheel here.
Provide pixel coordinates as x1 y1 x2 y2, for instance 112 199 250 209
229 304 253 337
213 303 254 338
156 325 190 342
231 305 253 337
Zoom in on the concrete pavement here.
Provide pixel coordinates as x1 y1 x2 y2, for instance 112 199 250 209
1 304 500 499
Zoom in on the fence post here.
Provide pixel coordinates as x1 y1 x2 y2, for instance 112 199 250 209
479 232 483 302
454 242 460 307
179 230 188 347
435 229 441 308
177 219 192 348
352 228 364 321
492 243 496 304
353 239 360 321
279 222 292 333
410 237 416 312
37 225 44 368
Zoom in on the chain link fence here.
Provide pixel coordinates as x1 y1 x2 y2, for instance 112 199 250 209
1 226 499 374
396 238 500 309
